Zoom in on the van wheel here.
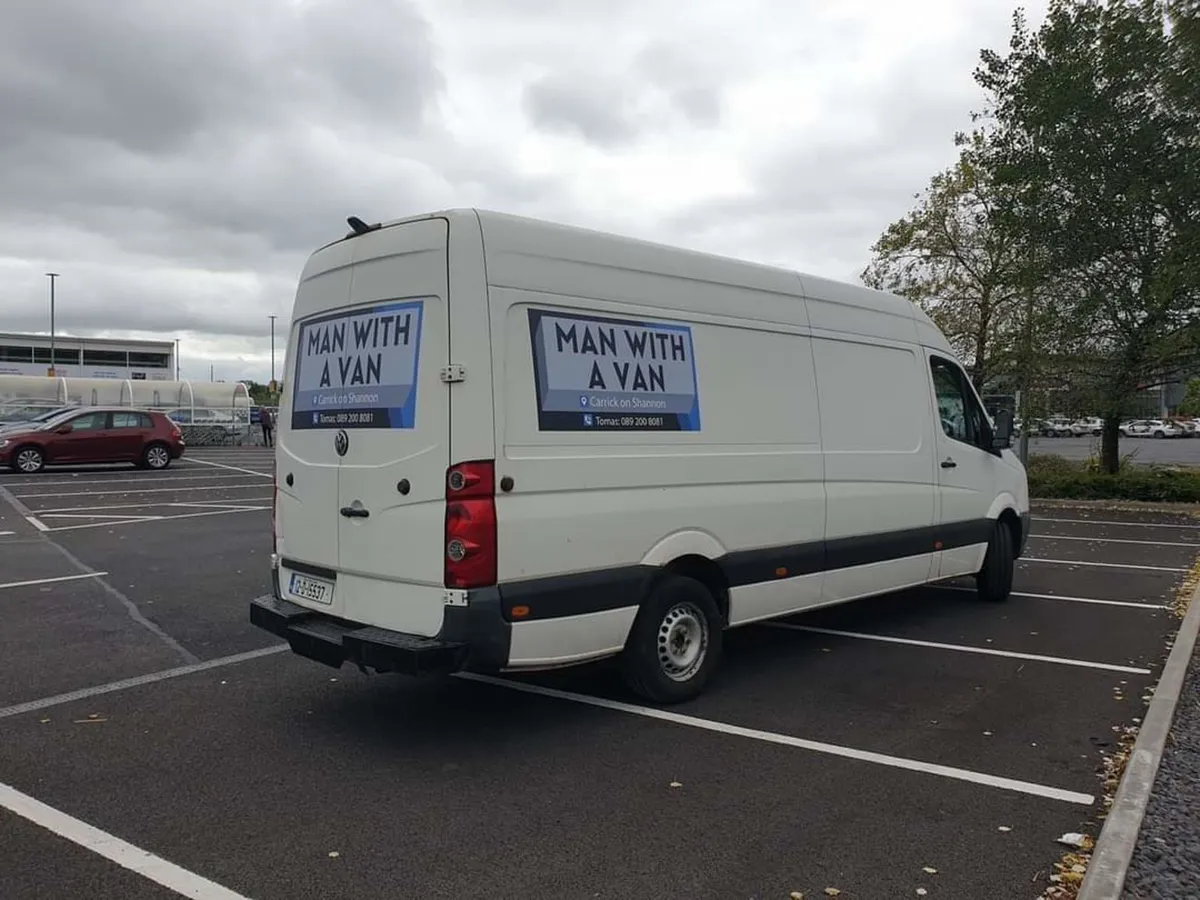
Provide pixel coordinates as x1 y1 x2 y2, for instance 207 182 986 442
976 520 1014 603
620 574 723 704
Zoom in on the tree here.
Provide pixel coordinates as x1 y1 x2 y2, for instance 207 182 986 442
1179 378 1200 416
862 134 1031 388
975 0 1200 472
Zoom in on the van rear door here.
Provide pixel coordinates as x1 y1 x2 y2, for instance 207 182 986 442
330 220 450 636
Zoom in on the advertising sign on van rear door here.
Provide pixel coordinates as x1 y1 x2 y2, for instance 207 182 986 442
528 308 701 431
291 299 424 429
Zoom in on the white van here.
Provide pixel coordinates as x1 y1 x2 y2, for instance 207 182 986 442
251 209 1030 703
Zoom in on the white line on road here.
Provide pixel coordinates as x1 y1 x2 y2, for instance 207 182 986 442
933 585 1169 610
1023 557 1189 573
14 483 269 499
186 458 274 479
1030 533 1200 549
30 498 273 514
458 673 1095 806
0 645 288 720
25 515 48 532
0 572 108 591
0 782 254 900
1034 516 1200 531
0 530 13 536
765 622 1152 674
0 473 265 489
40 507 268 533
37 513 163 520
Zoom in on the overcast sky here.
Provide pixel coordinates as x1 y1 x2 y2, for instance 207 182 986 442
0 0 1047 384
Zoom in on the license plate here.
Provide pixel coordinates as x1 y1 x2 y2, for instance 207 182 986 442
289 572 333 605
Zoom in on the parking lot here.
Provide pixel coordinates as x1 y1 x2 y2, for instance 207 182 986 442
0 447 1197 900
1027 435 1200 466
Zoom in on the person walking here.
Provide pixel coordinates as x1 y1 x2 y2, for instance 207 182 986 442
260 406 274 447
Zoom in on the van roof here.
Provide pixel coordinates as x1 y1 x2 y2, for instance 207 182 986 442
320 207 933 329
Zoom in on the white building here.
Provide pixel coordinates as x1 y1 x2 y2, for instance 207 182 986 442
0 331 175 381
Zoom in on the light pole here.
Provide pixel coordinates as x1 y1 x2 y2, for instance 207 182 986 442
268 315 277 387
175 338 180 380
45 273 59 376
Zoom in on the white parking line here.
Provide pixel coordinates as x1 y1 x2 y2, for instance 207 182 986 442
458 673 1095 805
765 623 1152 674
1034 516 1200 530
38 506 269 533
0 645 288 720
1030 533 1200 549
14 483 269 499
0 572 108 591
31 498 273 514
1023 557 1188 573
187 458 274 479
933 586 1169 610
0 473 266 489
0 782 254 900
0 530 13 536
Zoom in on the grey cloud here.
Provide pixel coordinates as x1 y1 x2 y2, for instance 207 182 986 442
522 76 638 147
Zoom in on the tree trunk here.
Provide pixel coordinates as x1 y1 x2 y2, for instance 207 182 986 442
1100 416 1121 474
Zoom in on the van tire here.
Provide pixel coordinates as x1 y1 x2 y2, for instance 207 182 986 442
620 574 723 705
976 520 1014 603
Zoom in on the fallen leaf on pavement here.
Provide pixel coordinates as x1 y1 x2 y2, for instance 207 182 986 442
790 892 804 899
824 889 841 897
328 851 340 859
669 781 682 788
923 867 938 874
998 826 1012 832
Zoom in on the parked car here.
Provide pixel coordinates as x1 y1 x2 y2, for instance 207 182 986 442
1070 417 1103 436
0 405 79 436
1041 417 1074 437
1171 419 1197 437
1120 420 1149 436
1143 419 1182 439
0 407 186 473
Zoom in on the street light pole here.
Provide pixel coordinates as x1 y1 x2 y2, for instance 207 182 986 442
46 273 59 376
268 315 277 386
175 338 180 380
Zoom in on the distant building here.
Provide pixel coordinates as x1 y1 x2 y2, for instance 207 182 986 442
0 331 175 381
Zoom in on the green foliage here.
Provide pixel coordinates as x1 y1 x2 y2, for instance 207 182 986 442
242 380 280 406
1029 465 1200 501
1179 378 1200 416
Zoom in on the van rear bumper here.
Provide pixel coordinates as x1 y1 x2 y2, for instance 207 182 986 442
250 574 512 674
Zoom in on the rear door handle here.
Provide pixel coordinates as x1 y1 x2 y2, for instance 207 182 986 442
339 506 370 518
940 458 957 469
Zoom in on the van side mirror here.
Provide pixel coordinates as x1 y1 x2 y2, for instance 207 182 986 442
992 410 1013 450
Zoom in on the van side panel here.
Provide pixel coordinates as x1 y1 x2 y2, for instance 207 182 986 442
810 332 939 602
489 280 825 664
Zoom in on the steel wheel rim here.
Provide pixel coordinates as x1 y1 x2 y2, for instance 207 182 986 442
16 449 41 472
147 446 169 468
657 602 707 682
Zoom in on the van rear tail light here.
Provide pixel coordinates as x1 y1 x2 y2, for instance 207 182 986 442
444 460 497 589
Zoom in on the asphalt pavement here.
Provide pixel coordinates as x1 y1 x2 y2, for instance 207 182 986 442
0 447 1196 900
1027 435 1200 466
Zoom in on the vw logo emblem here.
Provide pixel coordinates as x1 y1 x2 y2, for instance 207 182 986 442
334 429 349 457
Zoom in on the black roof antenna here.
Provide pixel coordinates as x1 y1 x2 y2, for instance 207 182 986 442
346 216 382 237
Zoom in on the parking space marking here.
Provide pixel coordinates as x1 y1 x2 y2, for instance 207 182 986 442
0 531 13 536
458 673 1096 805
13 484 270 500
0 572 108 592
765 623 1152 674
0 473 267 489
0 782 253 900
1033 516 1200 530
30 499 273 514
37 506 269 533
1024 557 1188 573
932 586 1169 610
0 645 288 721
187 458 274 479
1029 533 1200 548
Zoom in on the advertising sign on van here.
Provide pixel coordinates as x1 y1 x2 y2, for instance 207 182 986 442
291 300 424 429
528 308 701 431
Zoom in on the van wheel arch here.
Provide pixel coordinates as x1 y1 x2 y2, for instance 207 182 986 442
658 554 730 626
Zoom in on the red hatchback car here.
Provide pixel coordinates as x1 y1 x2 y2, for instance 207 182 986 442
0 407 186 473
